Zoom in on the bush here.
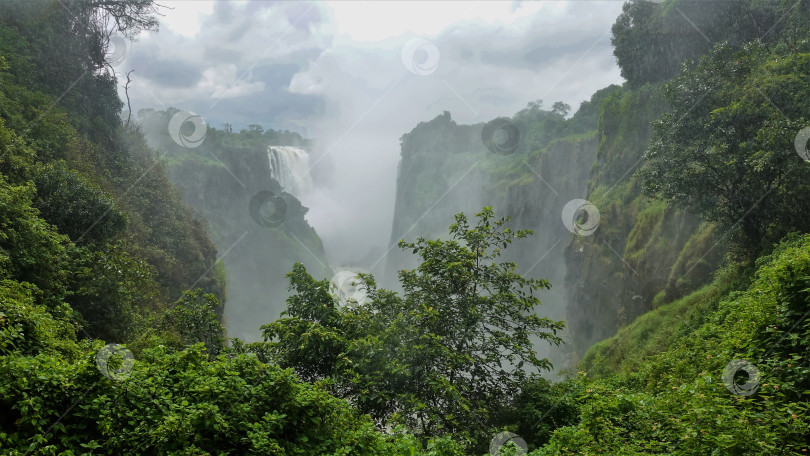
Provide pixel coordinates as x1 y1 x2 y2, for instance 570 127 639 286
32 162 127 246
0 174 70 306
163 290 225 357
536 234 810 454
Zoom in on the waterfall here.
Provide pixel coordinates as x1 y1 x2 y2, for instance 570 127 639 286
267 146 313 197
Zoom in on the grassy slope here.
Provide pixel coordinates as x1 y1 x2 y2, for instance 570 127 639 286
533 234 810 454
564 84 726 360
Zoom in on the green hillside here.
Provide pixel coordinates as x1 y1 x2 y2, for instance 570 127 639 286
536 234 810 454
2 0 810 454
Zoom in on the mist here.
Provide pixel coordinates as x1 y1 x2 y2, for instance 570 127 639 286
112 0 636 373
9 0 809 452
122 1 623 268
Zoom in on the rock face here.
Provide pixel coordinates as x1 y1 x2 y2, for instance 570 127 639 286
385 109 599 375
169 146 330 341
385 112 488 284
485 134 599 369
387 86 725 372
562 85 723 360
138 110 330 341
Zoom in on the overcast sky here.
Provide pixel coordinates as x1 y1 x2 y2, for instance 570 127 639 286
118 0 627 266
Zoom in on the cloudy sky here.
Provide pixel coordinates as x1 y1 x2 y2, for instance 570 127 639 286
118 0 627 266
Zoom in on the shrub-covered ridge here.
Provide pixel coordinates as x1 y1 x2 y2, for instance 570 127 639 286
534 234 810 454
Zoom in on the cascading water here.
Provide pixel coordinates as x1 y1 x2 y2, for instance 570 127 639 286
267 145 313 197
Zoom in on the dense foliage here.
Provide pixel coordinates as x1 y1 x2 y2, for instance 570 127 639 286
535 235 810 454
612 0 809 86
2 0 810 454
0 0 222 307
0 302 454 455
640 40 810 256
265 208 564 452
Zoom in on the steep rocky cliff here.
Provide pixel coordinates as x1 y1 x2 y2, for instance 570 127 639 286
137 110 330 341
387 84 725 370
563 84 724 360
386 90 619 371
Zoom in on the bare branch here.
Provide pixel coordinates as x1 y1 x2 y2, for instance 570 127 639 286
124 69 134 127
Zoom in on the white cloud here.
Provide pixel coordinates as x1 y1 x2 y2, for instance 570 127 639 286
122 0 626 267
158 1 215 38
326 1 565 42
199 64 265 99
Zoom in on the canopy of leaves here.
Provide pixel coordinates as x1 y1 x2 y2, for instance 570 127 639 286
264 208 564 452
33 162 127 246
639 41 810 256
612 0 810 87
535 234 810 455
0 0 223 310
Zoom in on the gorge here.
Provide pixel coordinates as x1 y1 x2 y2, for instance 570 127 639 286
3 0 810 454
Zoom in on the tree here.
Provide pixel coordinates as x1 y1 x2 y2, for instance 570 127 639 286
67 243 160 342
247 124 264 135
551 101 571 117
638 41 810 256
163 289 225 357
508 376 582 449
610 0 809 87
263 208 564 450
0 173 70 307
59 0 163 70
33 162 127 246
0 0 164 146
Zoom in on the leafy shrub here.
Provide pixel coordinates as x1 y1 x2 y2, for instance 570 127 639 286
0 174 70 306
67 244 160 343
0 279 79 358
536 234 810 454
32 162 127 246
163 290 226 357
0 339 470 455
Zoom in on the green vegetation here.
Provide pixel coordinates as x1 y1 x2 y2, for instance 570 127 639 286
0 0 222 306
535 234 810 454
0 316 445 455
265 209 564 453
611 0 808 86
2 0 810 454
640 41 810 256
